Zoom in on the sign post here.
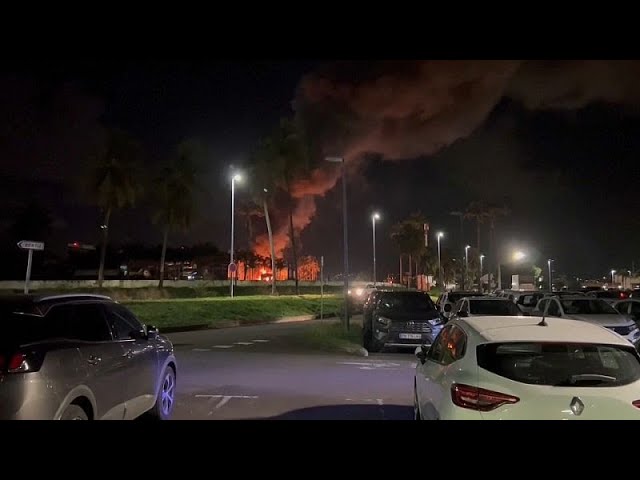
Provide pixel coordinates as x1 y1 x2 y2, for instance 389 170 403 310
17 241 44 294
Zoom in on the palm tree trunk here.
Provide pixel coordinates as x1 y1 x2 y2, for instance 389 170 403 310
97 207 112 288
158 224 169 288
288 209 299 294
264 199 277 295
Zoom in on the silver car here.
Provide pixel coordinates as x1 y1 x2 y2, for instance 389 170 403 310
0 294 177 420
532 295 640 346
448 297 525 322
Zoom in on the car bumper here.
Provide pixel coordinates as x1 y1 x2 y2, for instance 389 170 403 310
374 325 442 348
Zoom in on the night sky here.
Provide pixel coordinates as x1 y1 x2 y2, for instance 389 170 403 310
1 60 640 280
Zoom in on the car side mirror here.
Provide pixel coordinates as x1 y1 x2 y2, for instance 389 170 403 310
130 329 147 340
146 325 159 338
444 304 452 313
415 345 428 365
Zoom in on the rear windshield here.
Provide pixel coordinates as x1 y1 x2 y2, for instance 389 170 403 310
477 342 640 387
469 300 522 316
517 294 543 307
379 292 436 312
448 292 482 303
560 299 618 315
0 313 50 347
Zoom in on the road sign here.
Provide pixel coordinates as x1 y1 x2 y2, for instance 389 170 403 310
228 262 237 273
17 240 44 251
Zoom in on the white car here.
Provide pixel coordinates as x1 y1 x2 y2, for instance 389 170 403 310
413 316 640 420
532 296 640 346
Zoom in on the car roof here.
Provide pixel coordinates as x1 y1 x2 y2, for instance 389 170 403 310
466 297 511 301
0 294 115 317
458 316 629 346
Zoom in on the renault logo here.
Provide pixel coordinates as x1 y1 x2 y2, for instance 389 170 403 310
570 397 585 416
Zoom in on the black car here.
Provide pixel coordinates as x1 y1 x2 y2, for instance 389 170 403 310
362 291 444 352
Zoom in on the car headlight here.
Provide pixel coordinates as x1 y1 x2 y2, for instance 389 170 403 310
631 325 640 335
355 288 364 297
376 316 391 326
428 318 443 326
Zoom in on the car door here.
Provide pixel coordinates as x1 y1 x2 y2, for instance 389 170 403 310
630 302 640 323
416 325 452 419
615 301 631 316
102 303 158 419
58 303 129 420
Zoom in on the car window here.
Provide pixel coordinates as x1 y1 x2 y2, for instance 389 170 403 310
427 325 466 365
615 302 630 315
536 298 548 313
547 300 560 316
477 342 640 387
453 299 464 314
378 292 436 311
631 303 640 316
518 294 542 307
47 303 112 342
560 299 618 315
469 300 522 316
104 304 144 340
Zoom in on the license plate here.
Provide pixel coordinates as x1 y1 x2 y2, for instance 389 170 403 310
399 333 422 340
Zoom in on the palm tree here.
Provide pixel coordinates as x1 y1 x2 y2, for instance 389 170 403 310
254 118 309 294
391 212 428 286
237 201 263 248
89 129 143 287
153 141 199 288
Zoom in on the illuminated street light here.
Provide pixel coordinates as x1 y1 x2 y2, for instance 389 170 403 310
371 212 381 286
611 269 616 285
480 254 485 292
548 259 553 292
229 172 243 298
437 232 444 288
513 251 526 261
465 245 471 289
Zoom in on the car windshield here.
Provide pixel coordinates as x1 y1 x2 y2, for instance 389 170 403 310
448 292 481 303
517 294 543 307
469 300 522 316
477 342 640 387
560 299 618 315
379 292 436 312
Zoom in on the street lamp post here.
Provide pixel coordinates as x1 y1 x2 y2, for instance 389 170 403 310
547 259 553 292
229 173 242 298
437 232 444 289
372 213 380 286
480 254 485 292
611 269 616 286
464 245 470 289
326 156 350 330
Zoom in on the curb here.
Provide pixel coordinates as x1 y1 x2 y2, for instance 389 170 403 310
161 314 338 334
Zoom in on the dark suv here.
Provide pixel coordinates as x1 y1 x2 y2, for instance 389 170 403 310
0 294 177 420
363 291 444 352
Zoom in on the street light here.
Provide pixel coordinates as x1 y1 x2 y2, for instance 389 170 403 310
325 156 350 330
547 259 553 292
480 254 485 292
611 269 616 285
513 250 526 261
229 173 242 298
371 212 380 286
465 245 471 289
437 232 444 288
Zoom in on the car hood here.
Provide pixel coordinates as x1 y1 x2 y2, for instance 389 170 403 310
564 314 633 327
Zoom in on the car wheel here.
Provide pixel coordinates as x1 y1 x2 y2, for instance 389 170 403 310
413 385 421 421
146 366 176 420
60 404 89 420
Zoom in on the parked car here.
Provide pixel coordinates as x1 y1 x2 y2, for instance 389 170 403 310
349 283 379 311
435 291 483 319
413 316 640 419
532 296 640 346
0 294 177 420
613 299 640 322
542 291 586 298
448 297 525 322
587 289 632 303
363 291 443 352
508 291 545 314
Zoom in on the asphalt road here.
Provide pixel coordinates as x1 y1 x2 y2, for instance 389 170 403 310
167 319 416 420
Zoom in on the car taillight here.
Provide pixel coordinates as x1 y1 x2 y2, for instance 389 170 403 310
451 383 520 412
632 400 640 409
1 351 44 374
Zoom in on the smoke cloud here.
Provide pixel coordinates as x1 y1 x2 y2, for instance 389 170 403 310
277 60 640 247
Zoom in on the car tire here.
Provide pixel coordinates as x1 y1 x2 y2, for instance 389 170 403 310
413 385 421 421
363 320 382 352
145 366 176 420
60 404 89 420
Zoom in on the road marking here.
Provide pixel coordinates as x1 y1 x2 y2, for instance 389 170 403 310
192 348 211 352
234 342 253 346
195 394 259 410
252 339 270 343
212 345 234 349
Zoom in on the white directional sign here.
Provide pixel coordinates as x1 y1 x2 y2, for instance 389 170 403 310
17 240 44 251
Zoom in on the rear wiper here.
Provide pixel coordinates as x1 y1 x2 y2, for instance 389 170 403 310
557 374 617 386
